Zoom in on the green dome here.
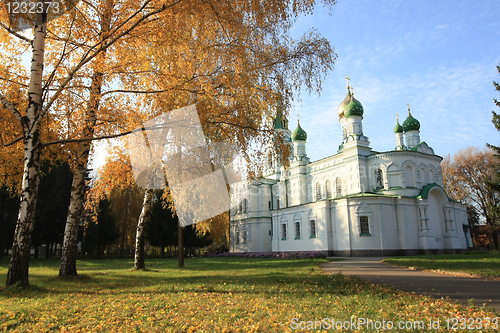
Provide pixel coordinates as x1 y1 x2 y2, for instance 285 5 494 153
344 98 364 118
292 122 307 141
337 88 352 118
394 121 404 133
402 111 420 131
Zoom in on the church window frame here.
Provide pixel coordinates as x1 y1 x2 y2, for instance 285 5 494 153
242 198 248 213
374 168 384 190
281 223 287 240
267 152 273 171
404 165 415 188
235 231 240 244
310 220 316 238
335 177 342 197
295 221 301 239
325 180 332 198
359 216 370 236
242 230 247 244
315 182 322 201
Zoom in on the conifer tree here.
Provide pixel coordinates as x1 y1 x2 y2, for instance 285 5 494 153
485 63 500 249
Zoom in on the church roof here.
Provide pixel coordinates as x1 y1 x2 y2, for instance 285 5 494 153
337 87 364 119
273 101 287 130
292 121 307 141
394 120 404 133
402 110 420 132
344 97 364 118
337 87 352 118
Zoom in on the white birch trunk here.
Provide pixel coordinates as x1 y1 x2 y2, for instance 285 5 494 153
59 1 113 276
134 189 154 270
6 11 47 286
59 167 87 276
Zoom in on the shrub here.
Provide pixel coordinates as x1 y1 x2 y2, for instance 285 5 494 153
210 251 326 258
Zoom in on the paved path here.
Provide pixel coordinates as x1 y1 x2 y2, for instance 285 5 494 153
321 257 500 313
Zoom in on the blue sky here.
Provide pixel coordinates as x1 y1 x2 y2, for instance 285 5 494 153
287 0 500 162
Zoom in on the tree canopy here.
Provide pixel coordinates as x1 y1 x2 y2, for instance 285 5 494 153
1 0 336 285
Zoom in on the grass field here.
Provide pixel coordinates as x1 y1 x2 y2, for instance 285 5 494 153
0 257 498 332
384 253 500 278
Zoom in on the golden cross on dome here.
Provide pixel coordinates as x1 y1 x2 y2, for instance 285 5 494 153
345 75 350 88
297 113 300 124
396 113 399 122
407 103 411 116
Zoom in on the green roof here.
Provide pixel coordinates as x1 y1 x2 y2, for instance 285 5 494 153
394 121 404 133
344 98 364 118
273 101 287 130
410 142 424 151
402 111 420 131
291 122 307 141
416 183 451 201
337 88 352 118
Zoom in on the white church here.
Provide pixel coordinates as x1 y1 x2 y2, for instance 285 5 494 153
229 81 471 256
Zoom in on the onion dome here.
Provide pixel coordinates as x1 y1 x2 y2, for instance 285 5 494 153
394 121 404 133
337 88 352 118
344 95 364 118
402 109 420 132
291 121 307 141
273 99 288 130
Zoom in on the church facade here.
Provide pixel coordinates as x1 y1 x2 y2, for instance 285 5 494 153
229 83 471 256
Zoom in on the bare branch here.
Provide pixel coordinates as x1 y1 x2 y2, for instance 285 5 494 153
43 17 77 93
0 93 22 122
37 0 184 125
0 22 33 45
3 136 22 147
42 130 135 147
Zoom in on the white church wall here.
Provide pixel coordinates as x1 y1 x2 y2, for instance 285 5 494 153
271 201 331 252
229 87 470 256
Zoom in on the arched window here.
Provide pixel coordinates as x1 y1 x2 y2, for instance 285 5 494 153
281 223 287 240
315 182 321 201
242 198 247 212
374 169 384 190
295 221 301 239
238 201 242 213
336 177 342 197
420 168 427 186
325 180 332 198
405 166 414 187
310 220 316 238
267 153 273 170
276 199 280 209
359 216 370 235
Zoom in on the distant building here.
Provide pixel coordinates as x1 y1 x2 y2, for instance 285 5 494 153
230 80 471 256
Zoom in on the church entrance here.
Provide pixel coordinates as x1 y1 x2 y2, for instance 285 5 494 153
427 191 446 249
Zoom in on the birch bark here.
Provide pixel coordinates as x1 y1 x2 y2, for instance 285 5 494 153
6 11 47 286
59 0 113 276
134 189 153 269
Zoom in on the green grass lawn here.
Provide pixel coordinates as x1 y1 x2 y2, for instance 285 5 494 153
384 253 500 278
0 257 498 332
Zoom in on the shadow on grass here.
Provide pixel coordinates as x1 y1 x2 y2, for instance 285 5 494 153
0 257 369 299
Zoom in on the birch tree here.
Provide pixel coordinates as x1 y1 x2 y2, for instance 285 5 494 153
1 0 186 286
1 0 336 284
